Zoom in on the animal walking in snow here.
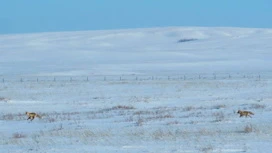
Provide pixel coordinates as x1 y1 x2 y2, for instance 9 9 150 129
237 110 254 118
25 112 42 121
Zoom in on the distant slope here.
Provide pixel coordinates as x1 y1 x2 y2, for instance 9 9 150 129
0 27 271 76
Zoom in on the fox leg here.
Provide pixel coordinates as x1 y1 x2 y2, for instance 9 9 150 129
245 114 252 118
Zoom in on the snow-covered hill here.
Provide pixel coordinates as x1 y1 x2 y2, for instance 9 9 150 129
1 27 271 76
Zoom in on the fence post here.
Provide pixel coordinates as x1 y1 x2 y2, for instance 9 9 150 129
20 78 23 82
87 76 89 81
2 78 4 83
104 76 106 81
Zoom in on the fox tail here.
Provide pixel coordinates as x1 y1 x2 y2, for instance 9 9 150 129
36 114 42 119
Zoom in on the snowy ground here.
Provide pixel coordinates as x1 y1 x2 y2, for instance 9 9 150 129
0 27 272 76
0 27 272 153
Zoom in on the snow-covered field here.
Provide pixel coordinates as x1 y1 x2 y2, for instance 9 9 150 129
0 27 272 153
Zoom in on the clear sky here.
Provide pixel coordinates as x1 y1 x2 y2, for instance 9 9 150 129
0 0 271 34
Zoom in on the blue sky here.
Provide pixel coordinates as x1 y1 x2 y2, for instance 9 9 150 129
0 0 271 34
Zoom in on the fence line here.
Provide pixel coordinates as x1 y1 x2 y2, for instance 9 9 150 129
0 73 268 83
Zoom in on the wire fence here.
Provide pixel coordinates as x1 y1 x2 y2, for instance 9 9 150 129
0 73 270 83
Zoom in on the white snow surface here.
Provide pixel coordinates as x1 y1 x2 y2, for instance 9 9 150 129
0 27 272 76
0 27 272 153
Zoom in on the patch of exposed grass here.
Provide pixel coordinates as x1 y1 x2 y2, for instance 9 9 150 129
12 132 27 139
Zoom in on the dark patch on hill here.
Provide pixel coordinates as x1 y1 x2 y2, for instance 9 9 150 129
177 38 198 43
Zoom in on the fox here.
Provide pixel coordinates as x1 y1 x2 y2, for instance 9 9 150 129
25 112 42 121
237 110 254 118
